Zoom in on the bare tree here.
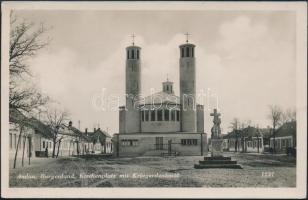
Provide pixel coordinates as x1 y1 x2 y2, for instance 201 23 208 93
9 12 50 113
56 137 63 158
230 118 240 152
240 122 247 153
282 108 296 123
9 13 50 168
268 105 283 153
13 124 23 169
9 12 50 78
45 108 68 158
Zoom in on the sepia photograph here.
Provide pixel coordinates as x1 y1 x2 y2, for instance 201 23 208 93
1 1 307 199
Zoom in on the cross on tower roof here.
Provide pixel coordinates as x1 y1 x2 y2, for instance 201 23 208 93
185 32 191 43
131 33 136 46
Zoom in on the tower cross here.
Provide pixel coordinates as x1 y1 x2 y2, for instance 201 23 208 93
185 32 190 43
131 33 136 45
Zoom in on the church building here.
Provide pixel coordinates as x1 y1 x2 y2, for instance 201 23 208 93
113 37 208 157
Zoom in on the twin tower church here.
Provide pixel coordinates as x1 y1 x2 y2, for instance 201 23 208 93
112 37 208 157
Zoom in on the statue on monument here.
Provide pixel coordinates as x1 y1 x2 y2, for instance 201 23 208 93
210 108 222 139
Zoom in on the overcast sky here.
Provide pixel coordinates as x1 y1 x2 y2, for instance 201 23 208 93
15 10 296 135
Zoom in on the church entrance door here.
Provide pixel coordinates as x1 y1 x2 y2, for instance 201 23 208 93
168 140 172 155
155 137 163 150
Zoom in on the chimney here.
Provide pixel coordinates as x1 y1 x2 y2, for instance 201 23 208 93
94 128 96 132
69 121 72 127
85 128 88 134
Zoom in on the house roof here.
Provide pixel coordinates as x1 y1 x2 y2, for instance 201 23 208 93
274 121 296 137
224 126 271 139
9 108 53 139
84 129 111 138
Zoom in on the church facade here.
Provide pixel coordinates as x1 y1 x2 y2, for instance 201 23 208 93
112 39 208 157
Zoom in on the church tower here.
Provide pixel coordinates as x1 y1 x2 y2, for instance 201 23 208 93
124 39 141 133
179 36 197 132
162 79 174 94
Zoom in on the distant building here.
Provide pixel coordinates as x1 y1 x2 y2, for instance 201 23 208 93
82 128 112 154
113 40 207 157
223 126 271 153
269 121 296 154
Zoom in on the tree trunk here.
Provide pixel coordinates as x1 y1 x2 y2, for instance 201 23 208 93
68 142 71 156
273 126 276 154
13 126 23 169
56 139 62 158
52 137 56 158
21 135 26 167
28 137 31 165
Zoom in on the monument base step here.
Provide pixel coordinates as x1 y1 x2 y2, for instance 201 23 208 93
204 156 231 161
195 156 243 169
194 163 243 169
199 160 237 165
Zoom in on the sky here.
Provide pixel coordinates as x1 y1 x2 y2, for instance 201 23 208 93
14 10 296 135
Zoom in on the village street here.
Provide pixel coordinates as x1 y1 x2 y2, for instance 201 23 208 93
10 152 296 187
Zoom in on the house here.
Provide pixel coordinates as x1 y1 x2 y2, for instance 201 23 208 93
83 128 113 154
223 126 271 153
9 108 54 159
269 121 296 154
9 108 113 160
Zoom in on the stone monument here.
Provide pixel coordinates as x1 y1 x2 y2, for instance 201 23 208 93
194 109 242 169
210 109 224 157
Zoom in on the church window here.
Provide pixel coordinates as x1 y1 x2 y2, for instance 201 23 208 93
171 110 176 121
151 110 156 121
170 85 172 92
164 109 169 121
145 110 149 121
176 110 180 121
121 139 138 146
141 110 145 121
181 48 184 58
132 49 135 59
127 50 129 59
43 141 45 149
181 139 197 146
137 50 139 59
186 47 189 57
157 110 163 121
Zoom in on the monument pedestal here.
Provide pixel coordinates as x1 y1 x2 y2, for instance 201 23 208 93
194 108 242 169
194 139 242 169
211 139 224 157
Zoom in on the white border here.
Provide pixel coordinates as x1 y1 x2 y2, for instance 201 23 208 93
1 1 307 199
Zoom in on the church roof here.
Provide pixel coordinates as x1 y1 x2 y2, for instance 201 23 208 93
140 91 180 105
